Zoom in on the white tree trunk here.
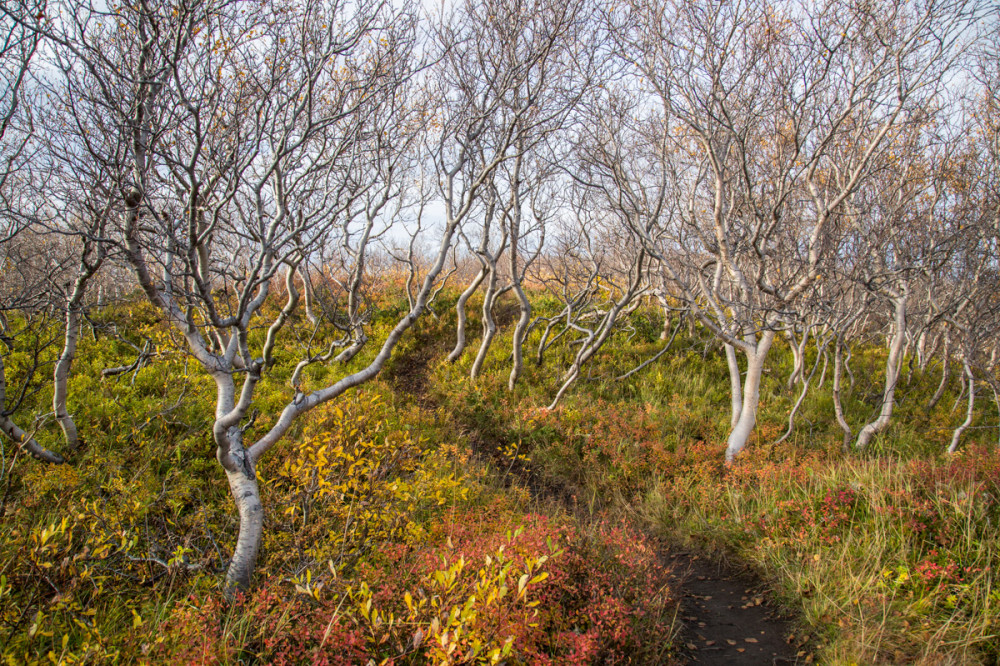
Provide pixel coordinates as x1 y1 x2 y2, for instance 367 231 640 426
855 296 907 449
508 283 531 391
916 328 928 371
506 148 532 392
223 453 264 595
53 276 92 450
724 343 742 430
470 268 502 380
300 267 320 327
448 267 485 363
947 358 975 454
832 341 853 451
927 332 951 411
52 307 81 450
786 329 806 391
724 330 775 463
334 331 367 364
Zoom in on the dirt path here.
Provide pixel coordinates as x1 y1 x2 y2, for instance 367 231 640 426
385 338 805 665
666 550 803 665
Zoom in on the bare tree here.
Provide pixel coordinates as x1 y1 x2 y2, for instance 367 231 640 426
443 0 593 383
607 0 978 461
546 184 651 409
0 233 68 464
526 209 605 369
24 0 585 593
465 186 511 380
31 0 432 592
29 96 120 451
0 0 70 464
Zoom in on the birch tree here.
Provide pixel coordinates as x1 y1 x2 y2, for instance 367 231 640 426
0 0 69 464
29 0 430 593
442 0 592 383
612 0 977 461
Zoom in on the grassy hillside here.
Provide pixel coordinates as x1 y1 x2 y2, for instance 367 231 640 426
427 294 1000 664
0 300 675 665
1 292 998 664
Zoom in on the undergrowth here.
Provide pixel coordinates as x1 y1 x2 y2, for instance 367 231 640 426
4 290 999 663
0 297 678 664
430 295 1000 664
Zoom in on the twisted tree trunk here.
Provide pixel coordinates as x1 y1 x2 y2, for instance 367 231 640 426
53 269 98 450
927 332 951 411
947 358 975 454
832 340 853 451
724 330 775 463
224 451 264 594
856 294 907 450
448 267 486 363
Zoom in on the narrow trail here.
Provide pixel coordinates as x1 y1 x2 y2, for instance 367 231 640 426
384 327 803 665
666 551 802 665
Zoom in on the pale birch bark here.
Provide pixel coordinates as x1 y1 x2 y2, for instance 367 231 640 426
52 253 103 450
832 339 853 451
224 461 263 594
447 265 486 362
724 330 775 463
299 266 321 327
855 294 908 449
506 155 534 391
467 195 508 378
786 328 808 391
508 280 532 390
927 332 951 411
947 357 975 453
724 343 742 430
470 271 502 380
